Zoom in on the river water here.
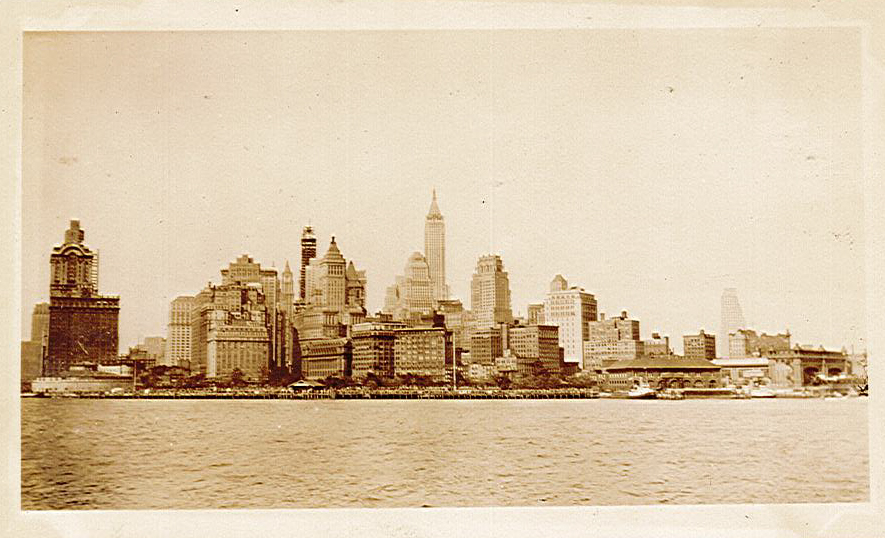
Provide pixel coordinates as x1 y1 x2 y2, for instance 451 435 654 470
21 398 869 509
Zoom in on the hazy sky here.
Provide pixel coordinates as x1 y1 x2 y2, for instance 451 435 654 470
22 29 865 354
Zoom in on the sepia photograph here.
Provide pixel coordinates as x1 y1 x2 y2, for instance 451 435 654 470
3 1 884 536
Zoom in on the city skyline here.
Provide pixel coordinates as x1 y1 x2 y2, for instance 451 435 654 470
22 30 866 354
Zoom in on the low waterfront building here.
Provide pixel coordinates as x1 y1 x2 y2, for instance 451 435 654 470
712 357 776 386
351 320 407 379
642 333 671 357
507 324 561 376
393 327 453 381
467 362 497 382
728 329 791 359
764 344 851 386
298 337 352 380
31 372 132 394
469 327 503 365
603 355 722 391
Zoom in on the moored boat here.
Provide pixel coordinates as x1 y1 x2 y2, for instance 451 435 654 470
627 382 657 399
750 387 776 398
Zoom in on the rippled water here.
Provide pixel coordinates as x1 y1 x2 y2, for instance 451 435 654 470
21 398 868 509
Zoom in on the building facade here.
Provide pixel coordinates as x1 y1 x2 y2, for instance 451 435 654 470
393 327 453 381
165 295 194 368
436 299 470 353
300 225 317 301
304 237 366 314
719 288 746 358
642 332 671 357
470 255 513 329
526 303 545 325
507 324 561 376
142 336 166 366
728 329 791 359
383 252 434 322
604 356 722 391
351 320 407 379
298 337 352 380
542 275 597 367
683 330 717 361
583 311 642 370
46 220 120 375
469 327 504 365
191 280 270 380
281 260 295 317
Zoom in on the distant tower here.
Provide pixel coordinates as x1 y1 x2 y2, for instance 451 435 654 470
300 225 317 300
383 252 434 320
424 189 448 303
720 288 746 358
470 254 513 329
165 295 195 368
281 260 294 316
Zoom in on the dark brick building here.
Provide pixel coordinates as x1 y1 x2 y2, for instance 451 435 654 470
46 220 119 375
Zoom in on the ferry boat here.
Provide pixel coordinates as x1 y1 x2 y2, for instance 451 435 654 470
627 381 657 399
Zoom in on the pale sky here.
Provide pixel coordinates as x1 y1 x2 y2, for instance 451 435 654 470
22 29 865 354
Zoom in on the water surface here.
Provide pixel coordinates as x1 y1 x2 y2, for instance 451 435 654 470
21 398 869 509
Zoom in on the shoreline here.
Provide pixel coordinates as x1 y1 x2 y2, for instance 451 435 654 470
21 386 859 401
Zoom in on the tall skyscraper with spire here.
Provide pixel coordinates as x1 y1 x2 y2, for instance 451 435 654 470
424 189 448 303
719 287 746 358
300 225 317 300
281 260 294 316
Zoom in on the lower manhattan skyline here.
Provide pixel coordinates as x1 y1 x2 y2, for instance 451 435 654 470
8 0 883 532
22 29 865 355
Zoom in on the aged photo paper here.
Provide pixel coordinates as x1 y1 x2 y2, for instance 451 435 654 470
2 0 883 537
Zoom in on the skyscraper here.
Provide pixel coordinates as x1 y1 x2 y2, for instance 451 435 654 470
281 260 295 316
424 189 448 303
190 281 271 381
165 295 194 368
303 237 367 313
382 252 434 321
470 254 513 329
46 219 120 374
720 288 746 358
542 275 597 367
300 225 317 300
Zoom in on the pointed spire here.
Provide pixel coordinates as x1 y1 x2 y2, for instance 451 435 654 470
323 235 345 263
284 259 291 273
427 189 442 219
346 260 358 279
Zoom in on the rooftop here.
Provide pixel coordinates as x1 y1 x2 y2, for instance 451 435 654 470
605 355 720 371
